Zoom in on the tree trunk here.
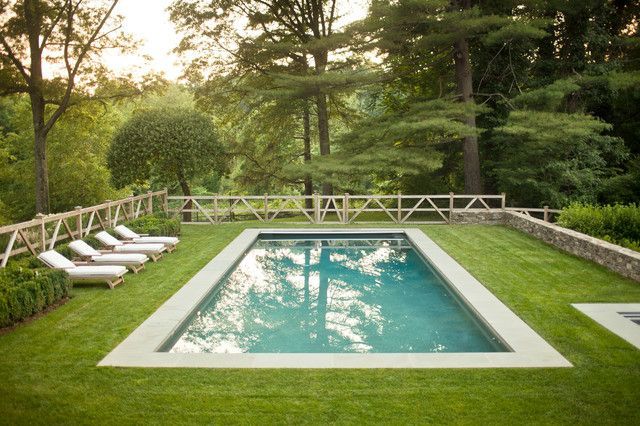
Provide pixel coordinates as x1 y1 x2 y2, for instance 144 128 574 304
453 36 482 194
25 0 50 214
314 51 333 196
303 101 313 209
177 173 192 223
33 127 50 214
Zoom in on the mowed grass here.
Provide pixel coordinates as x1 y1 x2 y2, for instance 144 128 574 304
1 223 639 424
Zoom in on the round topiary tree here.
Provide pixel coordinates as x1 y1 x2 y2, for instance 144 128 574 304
108 107 226 221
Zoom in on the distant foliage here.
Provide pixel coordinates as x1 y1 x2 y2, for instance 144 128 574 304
557 204 640 251
125 213 181 237
491 78 629 207
0 268 71 328
0 96 129 222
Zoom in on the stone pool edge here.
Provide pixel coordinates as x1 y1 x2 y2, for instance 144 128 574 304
572 303 640 350
98 228 572 368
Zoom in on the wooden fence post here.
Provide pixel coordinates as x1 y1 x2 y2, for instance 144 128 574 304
163 189 169 214
501 192 506 210
105 200 112 228
213 194 219 224
147 191 153 214
343 193 349 224
130 196 135 219
74 206 82 239
543 206 549 222
449 192 454 224
36 213 46 251
264 193 269 222
397 192 402 223
314 192 321 224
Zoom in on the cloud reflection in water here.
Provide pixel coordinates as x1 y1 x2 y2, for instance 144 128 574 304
169 237 503 353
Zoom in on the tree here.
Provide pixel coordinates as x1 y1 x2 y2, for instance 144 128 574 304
206 84 317 196
170 0 372 196
0 0 132 213
107 107 227 221
364 0 547 193
0 94 129 222
490 79 629 207
475 1 640 205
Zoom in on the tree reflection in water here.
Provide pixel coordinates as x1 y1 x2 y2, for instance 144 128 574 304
169 237 503 353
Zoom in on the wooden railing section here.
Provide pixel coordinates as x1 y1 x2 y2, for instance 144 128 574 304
0 190 168 267
505 206 562 222
167 193 528 224
0 191 560 267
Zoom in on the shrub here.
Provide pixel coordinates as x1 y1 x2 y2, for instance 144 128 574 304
83 234 102 249
557 203 640 251
0 268 71 328
125 213 181 237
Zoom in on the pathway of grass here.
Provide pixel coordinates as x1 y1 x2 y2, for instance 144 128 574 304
0 224 639 424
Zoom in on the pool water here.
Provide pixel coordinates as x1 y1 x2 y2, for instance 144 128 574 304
165 233 506 354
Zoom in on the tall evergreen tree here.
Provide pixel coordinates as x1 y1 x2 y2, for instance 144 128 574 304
476 0 640 204
170 0 373 196
362 0 547 193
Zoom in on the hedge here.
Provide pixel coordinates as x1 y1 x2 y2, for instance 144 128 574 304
125 212 181 237
0 213 179 328
0 267 72 328
557 203 640 251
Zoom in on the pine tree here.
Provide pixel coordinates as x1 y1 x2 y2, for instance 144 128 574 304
170 0 375 196
360 0 547 193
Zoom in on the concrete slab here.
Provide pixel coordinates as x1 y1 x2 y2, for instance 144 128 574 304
572 303 640 350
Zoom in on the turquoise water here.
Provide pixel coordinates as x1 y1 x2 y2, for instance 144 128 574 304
166 233 506 353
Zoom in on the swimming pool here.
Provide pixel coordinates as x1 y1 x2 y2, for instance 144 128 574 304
100 229 571 368
163 233 505 354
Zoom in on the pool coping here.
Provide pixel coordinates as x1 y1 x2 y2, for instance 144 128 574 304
572 303 640 350
99 228 572 368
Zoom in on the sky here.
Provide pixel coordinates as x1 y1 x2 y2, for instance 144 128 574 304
103 0 369 81
105 0 182 81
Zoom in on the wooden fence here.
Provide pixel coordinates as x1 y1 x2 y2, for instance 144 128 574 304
167 193 561 225
505 206 562 223
0 191 561 268
0 190 168 267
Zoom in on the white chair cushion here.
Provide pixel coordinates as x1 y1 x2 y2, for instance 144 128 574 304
133 236 179 245
66 265 127 279
92 253 147 263
114 225 140 239
69 240 101 257
113 243 165 254
96 231 123 247
38 251 76 269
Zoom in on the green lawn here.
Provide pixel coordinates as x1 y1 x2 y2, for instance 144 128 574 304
1 224 639 424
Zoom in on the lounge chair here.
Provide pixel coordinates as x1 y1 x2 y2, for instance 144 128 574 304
114 225 179 252
95 231 166 262
68 240 149 274
38 250 128 289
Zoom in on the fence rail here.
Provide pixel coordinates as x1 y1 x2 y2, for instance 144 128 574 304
167 193 558 225
0 191 560 268
0 190 168 267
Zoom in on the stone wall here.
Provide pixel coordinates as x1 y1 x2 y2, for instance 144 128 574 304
502 211 640 282
450 210 505 225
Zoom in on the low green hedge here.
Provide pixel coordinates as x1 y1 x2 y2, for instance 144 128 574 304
125 213 181 237
0 213 178 328
0 267 71 328
557 203 640 251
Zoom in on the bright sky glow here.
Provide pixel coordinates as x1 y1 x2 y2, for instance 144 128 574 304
103 0 370 81
104 0 182 80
